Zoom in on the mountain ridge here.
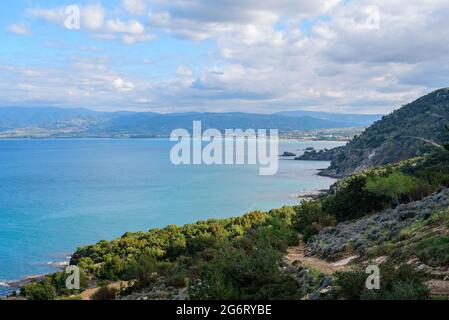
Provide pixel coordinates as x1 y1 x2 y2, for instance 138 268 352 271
0 107 381 138
319 88 449 177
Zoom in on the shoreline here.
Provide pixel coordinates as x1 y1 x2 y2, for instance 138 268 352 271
0 259 71 298
0 154 337 298
0 186 330 298
297 189 329 201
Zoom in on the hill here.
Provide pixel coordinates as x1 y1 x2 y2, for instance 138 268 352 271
276 110 383 127
89 112 349 137
320 88 449 177
0 107 380 138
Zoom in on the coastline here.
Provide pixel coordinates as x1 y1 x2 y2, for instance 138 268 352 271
0 259 71 298
1 186 331 299
297 189 328 201
0 141 341 299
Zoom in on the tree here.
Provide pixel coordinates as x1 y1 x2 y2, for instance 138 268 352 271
22 281 56 300
322 175 387 221
365 172 419 204
444 124 449 151
293 201 336 240
92 286 119 300
125 250 158 288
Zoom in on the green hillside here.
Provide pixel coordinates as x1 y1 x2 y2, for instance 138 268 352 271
321 88 449 177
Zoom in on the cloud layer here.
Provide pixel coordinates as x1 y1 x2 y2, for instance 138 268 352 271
2 0 449 113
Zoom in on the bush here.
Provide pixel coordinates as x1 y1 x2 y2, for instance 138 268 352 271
92 286 119 300
335 270 368 300
335 264 429 300
190 244 299 300
125 250 159 288
322 175 386 221
293 201 336 240
21 268 88 300
406 149 449 188
365 172 420 204
416 236 449 266
22 281 56 300
71 211 271 280
190 218 300 300
166 273 189 288
380 281 430 300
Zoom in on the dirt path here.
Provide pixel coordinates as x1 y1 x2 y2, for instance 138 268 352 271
427 280 449 297
285 244 355 275
80 281 129 300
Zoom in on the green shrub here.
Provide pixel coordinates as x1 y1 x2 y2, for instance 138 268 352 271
322 175 387 221
166 273 189 288
124 250 159 288
365 172 421 204
71 211 271 280
361 280 429 300
22 281 56 300
293 201 336 240
335 270 368 300
190 218 300 300
406 149 449 188
21 268 88 300
335 264 429 300
416 236 449 266
92 286 119 300
382 281 430 300
190 244 299 300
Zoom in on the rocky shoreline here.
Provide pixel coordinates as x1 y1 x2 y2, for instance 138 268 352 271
1 259 70 298
297 189 328 201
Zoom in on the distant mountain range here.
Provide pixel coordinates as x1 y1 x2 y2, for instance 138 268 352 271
275 110 383 127
0 107 383 138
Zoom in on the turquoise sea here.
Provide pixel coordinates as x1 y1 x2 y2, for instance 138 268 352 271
0 139 345 295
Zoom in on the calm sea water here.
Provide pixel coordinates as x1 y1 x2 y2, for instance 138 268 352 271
0 139 345 295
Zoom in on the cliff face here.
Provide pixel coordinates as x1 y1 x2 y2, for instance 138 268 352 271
321 88 449 178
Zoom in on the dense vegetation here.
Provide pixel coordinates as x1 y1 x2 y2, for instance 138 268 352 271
293 148 449 240
335 264 429 300
23 208 302 300
188 216 300 299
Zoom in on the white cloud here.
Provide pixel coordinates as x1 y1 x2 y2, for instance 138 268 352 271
106 19 144 34
148 0 340 40
113 77 135 92
122 33 155 44
82 4 105 31
27 7 66 26
176 65 193 77
123 0 147 15
27 4 153 45
4 0 449 113
7 23 32 36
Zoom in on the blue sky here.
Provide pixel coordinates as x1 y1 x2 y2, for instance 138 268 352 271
1 0 448 113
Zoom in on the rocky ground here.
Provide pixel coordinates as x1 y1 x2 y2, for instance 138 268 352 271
282 244 357 300
277 188 449 299
306 188 449 259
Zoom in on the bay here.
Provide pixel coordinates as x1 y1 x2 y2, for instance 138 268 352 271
0 139 345 293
